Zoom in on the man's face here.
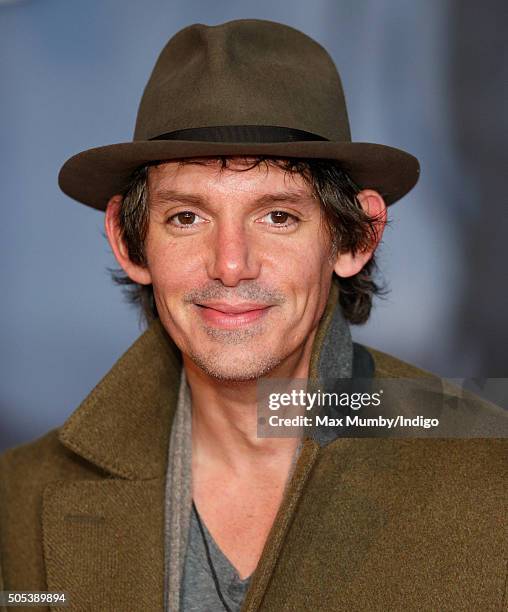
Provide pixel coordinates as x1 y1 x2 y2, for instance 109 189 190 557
141 159 337 381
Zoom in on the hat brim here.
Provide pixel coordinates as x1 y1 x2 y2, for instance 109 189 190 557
58 140 419 211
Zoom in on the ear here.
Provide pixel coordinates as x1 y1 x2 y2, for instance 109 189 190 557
104 195 152 285
333 189 387 278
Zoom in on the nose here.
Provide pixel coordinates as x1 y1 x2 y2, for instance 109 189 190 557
206 219 261 286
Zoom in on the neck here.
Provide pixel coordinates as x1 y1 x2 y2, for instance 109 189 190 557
185 328 317 476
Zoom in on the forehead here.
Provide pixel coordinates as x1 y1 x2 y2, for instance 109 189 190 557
146 158 314 202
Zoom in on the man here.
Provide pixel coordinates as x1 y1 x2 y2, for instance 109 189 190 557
0 19 506 612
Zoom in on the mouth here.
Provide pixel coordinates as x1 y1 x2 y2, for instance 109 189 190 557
194 302 273 328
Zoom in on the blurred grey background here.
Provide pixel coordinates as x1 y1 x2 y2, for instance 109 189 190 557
1 0 506 452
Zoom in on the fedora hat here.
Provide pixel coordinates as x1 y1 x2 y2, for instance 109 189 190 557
58 19 419 211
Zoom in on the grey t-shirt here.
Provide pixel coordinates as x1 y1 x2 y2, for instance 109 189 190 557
181 503 252 611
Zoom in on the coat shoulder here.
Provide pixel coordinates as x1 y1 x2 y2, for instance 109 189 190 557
364 345 507 420
2 428 63 473
0 427 104 530
1 428 106 528
0 428 103 489
365 345 435 379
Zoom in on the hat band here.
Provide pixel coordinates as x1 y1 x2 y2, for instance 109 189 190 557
149 125 329 143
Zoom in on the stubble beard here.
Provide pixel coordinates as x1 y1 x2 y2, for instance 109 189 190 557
188 324 287 382
182 281 289 381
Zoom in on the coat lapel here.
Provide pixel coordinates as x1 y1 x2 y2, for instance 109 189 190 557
57 320 182 480
42 321 181 610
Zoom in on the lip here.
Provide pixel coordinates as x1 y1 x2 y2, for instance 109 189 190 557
197 302 271 314
195 302 273 328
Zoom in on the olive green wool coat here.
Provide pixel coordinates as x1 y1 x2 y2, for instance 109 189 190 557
1 291 507 611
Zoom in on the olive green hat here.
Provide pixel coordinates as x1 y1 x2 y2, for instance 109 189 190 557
58 19 419 211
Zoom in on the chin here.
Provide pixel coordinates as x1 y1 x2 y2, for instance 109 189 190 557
188 348 284 382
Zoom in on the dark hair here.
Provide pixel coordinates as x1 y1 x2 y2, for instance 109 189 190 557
112 157 386 325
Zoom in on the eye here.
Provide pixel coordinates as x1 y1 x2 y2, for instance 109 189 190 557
259 210 299 227
167 211 206 228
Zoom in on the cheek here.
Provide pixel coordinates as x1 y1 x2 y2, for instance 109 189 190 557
264 239 334 292
144 231 205 298
295 244 335 308
261 242 334 334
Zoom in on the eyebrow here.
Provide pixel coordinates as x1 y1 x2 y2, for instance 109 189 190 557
151 189 203 206
150 188 316 208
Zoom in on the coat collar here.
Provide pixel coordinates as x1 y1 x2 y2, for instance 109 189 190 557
58 317 182 480
58 281 356 479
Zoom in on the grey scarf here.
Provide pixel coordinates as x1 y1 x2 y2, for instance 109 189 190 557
163 369 193 612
